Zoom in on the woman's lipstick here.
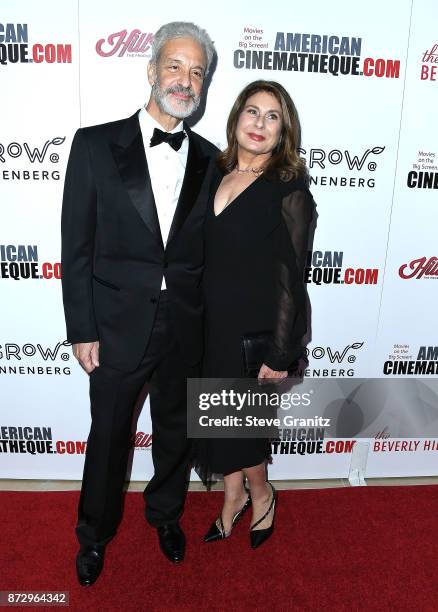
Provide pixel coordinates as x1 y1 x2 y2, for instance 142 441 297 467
247 132 265 142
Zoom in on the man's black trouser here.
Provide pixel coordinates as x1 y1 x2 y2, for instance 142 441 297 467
76 291 197 547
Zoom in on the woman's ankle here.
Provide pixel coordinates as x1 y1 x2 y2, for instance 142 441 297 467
248 482 271 504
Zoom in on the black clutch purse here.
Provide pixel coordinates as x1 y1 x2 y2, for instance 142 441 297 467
241 331 272 377
242 331 303 377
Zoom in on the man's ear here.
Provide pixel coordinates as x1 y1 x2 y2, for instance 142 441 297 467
147 61 155 86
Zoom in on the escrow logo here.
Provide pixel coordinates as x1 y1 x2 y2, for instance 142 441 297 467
299 146 385 189
0 341 72 376
0 137 66 181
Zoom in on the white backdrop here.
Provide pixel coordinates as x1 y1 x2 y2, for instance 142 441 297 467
1 0 437 481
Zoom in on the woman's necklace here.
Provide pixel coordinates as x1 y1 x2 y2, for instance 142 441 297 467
235 165 264 175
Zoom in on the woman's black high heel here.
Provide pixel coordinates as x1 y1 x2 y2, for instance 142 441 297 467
250 481 277 549
203 492 252 542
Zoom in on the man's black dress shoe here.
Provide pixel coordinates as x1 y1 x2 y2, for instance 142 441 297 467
76 544 105 586
157 523 185 563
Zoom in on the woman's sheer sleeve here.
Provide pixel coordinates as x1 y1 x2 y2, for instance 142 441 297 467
263 188 314 371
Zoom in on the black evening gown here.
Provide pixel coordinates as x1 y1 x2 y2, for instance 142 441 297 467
193 167 314 485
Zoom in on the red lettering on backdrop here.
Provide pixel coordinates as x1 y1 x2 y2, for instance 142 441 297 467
375 427 390 439
422 43 438 63
134 432 152 448
421 44 438 80
399 256 438 279
96 30 153 57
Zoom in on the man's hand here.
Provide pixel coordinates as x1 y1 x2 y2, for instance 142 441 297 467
258 363 288 381
73 341 100 374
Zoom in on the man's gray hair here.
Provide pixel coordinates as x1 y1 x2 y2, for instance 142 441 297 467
151 21 215 76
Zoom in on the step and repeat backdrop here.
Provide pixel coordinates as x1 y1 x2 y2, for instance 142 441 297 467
1 0 437 481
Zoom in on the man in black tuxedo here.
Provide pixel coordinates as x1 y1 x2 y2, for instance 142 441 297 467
61 22 218 586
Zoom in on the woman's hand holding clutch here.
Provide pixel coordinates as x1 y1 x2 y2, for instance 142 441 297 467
257 363 288 380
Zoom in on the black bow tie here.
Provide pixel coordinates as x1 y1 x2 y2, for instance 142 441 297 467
150 128 186 151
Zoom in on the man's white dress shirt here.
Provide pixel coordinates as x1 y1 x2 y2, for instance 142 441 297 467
138 106 188 289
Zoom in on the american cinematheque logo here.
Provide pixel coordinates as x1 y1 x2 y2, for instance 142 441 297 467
271 430 355 456
0 136 65 182
233 27 400 78
407 149 438 190
96 29 153 58
0 426 152 454
0 245 61 280
300 145 385 189
383 344 438 376
305 250 379 286
0 23 71 66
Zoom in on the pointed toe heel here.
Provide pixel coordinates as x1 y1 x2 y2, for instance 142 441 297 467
203 517 226 542
250 482 277 549
203 492 252 542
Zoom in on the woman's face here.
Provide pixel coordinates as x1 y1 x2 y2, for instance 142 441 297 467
235 91 283 157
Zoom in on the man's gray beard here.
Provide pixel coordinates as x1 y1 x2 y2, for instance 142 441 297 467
151 82 201 119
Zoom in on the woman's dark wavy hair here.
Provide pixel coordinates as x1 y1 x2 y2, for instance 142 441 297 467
217 80 306 181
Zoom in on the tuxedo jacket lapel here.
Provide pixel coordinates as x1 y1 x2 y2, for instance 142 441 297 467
167 124 209 245
110 111 163 248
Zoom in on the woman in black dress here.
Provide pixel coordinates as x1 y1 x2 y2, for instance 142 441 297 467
195 80 314 548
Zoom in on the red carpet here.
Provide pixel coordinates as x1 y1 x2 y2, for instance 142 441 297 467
1 485 437 611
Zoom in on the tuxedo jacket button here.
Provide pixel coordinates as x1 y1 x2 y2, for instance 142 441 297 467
150 297 158 304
